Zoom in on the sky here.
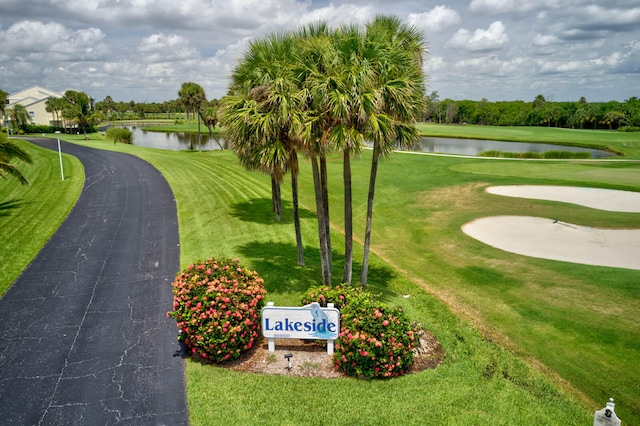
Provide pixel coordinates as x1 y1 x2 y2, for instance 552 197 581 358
1 0 639 104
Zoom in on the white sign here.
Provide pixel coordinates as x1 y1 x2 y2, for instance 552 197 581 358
261 302 340 354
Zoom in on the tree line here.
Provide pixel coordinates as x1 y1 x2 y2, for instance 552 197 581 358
425 92 640 130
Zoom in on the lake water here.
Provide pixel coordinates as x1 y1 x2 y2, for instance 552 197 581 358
125 127 614 158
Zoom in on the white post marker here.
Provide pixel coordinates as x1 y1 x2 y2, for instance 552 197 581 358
55 131 64 181
593 398 621 426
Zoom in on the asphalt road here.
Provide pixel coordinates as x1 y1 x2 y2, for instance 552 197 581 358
0 139 188 425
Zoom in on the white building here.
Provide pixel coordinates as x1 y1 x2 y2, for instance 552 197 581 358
2 85 64 127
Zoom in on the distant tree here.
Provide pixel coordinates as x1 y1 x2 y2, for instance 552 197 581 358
8 104 31 131
61 90 98 137
602 111 626 130
178 82 207 148
444 100 459 124
425 91 441 123
45 97 66 127
177 82 206 121
623 97 640 126
0 89 8 125
532 94 546 109
0 132 33 184
570 107 588 129
202 99 220 135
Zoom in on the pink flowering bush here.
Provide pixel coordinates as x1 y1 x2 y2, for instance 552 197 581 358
167 257 266 363
303 284 418 379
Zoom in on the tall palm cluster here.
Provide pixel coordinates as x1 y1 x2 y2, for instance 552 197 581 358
220 16 426 286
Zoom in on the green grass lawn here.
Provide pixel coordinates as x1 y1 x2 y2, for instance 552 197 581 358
0 140 84 295
3 126 639 424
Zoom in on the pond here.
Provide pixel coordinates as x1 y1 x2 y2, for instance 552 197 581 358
124 127 614 158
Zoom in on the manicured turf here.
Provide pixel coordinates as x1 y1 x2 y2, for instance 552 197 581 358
0 140 84 295
3 126 638 424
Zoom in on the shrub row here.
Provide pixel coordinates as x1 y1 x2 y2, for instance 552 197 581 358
168 262 419 378
105 127 133 144
479 150 592 159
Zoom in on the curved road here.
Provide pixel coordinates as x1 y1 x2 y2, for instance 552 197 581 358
0 139 188 425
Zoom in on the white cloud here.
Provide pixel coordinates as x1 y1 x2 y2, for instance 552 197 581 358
468 0 557 15
448 21 509 51
0 20 107 60
298 3 376 27
532 34 560 47
136 34 201 63
408 6 460 34
2 1 639 102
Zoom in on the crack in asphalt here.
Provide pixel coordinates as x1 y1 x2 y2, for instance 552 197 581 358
0 139 187 425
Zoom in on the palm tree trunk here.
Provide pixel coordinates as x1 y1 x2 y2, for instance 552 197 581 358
271 176 282 221
290 151 304 266
361 142 381 286
311 154 331 285
320 153 332 271
342 147 353 284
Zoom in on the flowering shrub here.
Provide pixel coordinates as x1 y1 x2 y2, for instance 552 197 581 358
302 284 418 379
167 257 266 363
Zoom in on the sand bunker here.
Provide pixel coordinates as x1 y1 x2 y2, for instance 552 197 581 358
462 186 640 270
487 185 640 212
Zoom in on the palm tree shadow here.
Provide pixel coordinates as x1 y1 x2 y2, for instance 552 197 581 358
0 198 25 217
237 240 398 299
230 197 316 225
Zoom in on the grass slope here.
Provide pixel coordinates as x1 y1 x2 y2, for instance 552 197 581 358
0 140 83 295
5 126 639 424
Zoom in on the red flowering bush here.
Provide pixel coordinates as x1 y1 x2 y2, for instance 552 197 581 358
303 285 418 379
167 257 266 363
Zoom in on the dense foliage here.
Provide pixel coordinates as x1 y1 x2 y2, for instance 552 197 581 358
425 93 640 129
105 127 133 144
303 284 418 379
479 150 592 159
168 257 266 363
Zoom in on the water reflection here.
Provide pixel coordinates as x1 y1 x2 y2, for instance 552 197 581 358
127 127 227 151
126 127 612 158
412 137 613 158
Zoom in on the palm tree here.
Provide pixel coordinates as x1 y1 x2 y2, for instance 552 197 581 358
177 82 207 149
221 32 306 266
8 104 31 132
294 22 337 284
0 89 8 126
603 111 626 130
45 96 66 128
296 22 377 284
178 82 206 121
62 90 96 137
0 132 33 184
359 16 426 285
